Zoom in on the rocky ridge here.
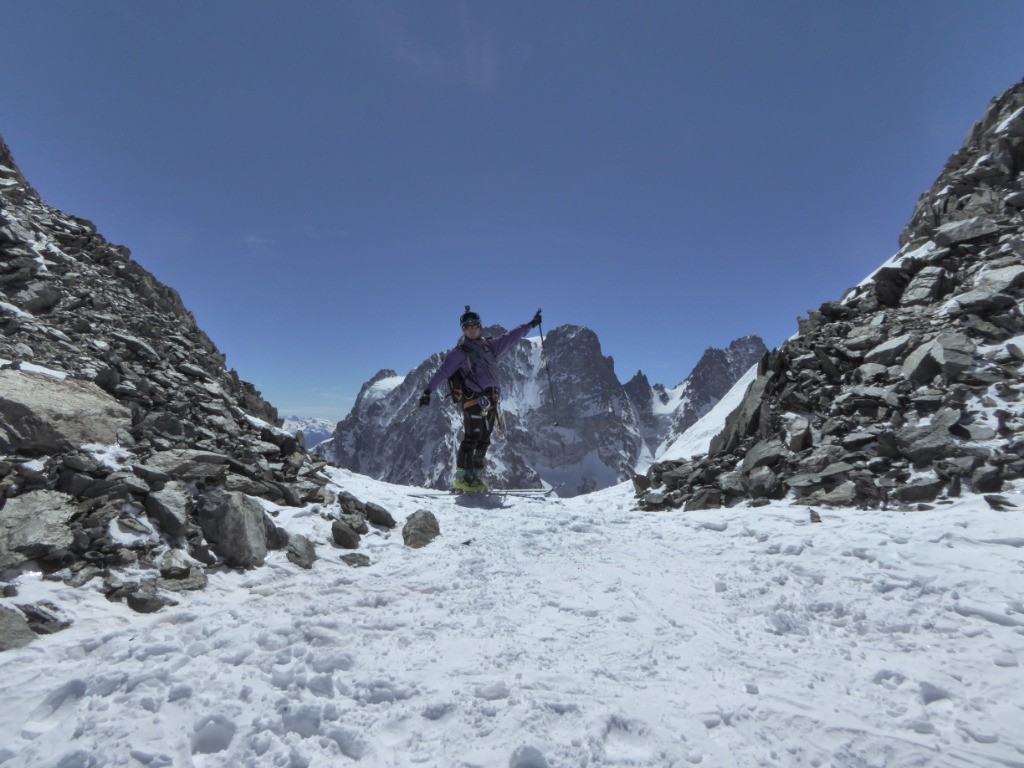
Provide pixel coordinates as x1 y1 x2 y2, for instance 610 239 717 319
0 135 393 645
639 79 1024 512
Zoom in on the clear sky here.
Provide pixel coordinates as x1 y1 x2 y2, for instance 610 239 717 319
3 2 1023 420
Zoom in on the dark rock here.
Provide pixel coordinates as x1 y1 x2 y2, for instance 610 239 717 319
331 521 361 549
364 502 397 529
683 487 722 511
195 489 268 567
902 267 953 305
0 490 77 570
402 510 441 548
264 516 290 550
741 439 787 474
0 605 36 650
984 494 1015 510
972 465 1003 492
891 477 945 503
341 553 371 568
16 601 71 634
125 582 175 613
744 466 780 499
286 534 317 569
896 408 961 464
144 481 191 539
159 550 193 580
933 217 1000 246
865 334 915 366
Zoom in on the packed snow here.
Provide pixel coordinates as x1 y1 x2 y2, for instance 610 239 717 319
364 377 406 405
2 464 1023 767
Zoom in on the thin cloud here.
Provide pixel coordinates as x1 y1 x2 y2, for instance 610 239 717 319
243 234 275 246
380 13 498 95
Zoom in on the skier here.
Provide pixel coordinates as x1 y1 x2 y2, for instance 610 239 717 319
419 306 542 493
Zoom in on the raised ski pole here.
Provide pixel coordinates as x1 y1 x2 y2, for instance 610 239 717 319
536 309 560 426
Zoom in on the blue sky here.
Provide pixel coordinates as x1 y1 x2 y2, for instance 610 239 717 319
3 2 1023 420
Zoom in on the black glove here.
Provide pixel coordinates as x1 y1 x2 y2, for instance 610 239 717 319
419 391 431 407
530 309 542 328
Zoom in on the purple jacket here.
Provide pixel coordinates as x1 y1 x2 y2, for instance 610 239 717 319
426 323 532 395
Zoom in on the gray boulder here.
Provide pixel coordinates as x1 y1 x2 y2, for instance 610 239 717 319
896 408 962 464
144 481 192 539
741 439 787 474
0 605 36 651
0 370 131 454
684 487 722 511
745 466 780 499
933 216 1000 246
331 521 361 549
402 510 441 548
146 449 230 483
891 477 945 504
901 267 953 305
286 534 317 569
196 490 268 567
365 502 397 529
865 333 915 366
0 490 77 569
976 264 1024 293
787 417 813 452
902 333 975 385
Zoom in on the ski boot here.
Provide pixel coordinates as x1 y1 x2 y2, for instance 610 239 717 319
466 472 490 494
453 469 475 493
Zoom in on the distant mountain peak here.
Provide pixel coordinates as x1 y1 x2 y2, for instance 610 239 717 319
321 327 763 495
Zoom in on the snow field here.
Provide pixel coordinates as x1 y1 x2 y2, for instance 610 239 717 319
0 469 1022 767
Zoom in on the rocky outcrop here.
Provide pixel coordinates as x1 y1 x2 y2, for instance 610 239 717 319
640 78 1024 512
0 134 393 640
1 369 131 453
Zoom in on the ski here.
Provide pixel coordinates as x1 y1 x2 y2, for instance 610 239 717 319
407 484 562 500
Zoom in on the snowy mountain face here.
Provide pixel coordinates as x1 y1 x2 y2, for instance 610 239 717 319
626 335 766 468
281 415 336 449
320 326 762 495
642 77 1024 512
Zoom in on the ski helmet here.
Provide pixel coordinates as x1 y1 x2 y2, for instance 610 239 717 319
460 305 481 329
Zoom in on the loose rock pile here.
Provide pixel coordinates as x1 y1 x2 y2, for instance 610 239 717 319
640 78 1024 512
0 134 393 640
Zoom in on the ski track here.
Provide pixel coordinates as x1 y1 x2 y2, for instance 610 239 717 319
1 476 1023 767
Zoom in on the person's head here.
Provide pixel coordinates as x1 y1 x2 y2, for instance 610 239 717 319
460 306 482 338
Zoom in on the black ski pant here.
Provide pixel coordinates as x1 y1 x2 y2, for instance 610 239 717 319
457 400 496 472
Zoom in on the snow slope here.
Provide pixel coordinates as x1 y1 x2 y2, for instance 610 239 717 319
656 364 758 464
1 465 1022 767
